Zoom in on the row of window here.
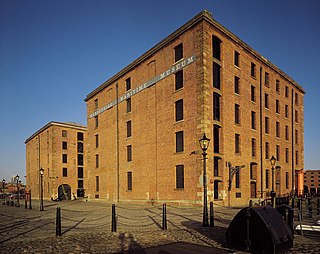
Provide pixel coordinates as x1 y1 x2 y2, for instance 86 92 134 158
62 167 84 178
62 141 84 153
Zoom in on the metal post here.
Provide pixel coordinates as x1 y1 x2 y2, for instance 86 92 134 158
317 198 320 215
29 190 32 210
25 194 27 209
112 204 117 232
209 201 214 227
40 170 44 211
162 203 167 230
56 207 61 236
291 197 295 209
271 165 275 208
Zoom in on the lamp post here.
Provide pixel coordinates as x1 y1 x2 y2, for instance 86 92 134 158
15 175 20 207
199 133 210 227
2 179 5 205
270 155 276 207
39 167 44 211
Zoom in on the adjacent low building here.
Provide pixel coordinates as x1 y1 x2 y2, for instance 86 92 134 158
304 170 320 194
25 122 87 200
84 10 305 206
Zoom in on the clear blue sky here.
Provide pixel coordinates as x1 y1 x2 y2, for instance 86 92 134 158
1 0 319 183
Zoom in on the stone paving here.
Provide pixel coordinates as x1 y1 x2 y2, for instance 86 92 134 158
0 199 319 253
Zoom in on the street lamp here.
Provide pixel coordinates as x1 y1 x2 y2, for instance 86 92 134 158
199 133 210 227
39 167 44 211
16 175 20 207
2 179 5 205
270 155 276 207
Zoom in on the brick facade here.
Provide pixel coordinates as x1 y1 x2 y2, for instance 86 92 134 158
85 11 305 206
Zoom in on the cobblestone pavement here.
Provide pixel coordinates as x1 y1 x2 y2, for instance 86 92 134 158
0 200 319 253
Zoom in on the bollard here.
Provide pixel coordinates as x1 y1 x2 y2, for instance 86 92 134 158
162 203 167 230
291 197 295 209
249 200 253 207
25 196 27 209
112 204 117 232
210 201 214 227
56 207 61 236
29 191 32 210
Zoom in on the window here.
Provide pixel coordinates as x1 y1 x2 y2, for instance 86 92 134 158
234 51 240 67
95 115 99 129
78 167 84 178
276 100 280 114
63 168 67 177
175 70 183 90
95 176 99 192
175 43 183 62
285 86 289 98
95 134 99 148
295 92 299 105
266 169 270 189
62 154 67 163
235 134 240 154
286 172 289 189
285 148 289 163
234 76 240 94
251 85 256 102
175 131 184 153
252 138 256 157
212 36 221 60
285 105 289 118
251 111 256 130
127 172 132 191
95 154 99 167
78 142 84 153
251 62 256 78
295 130 298 144
265 142 270 159
62 130 67 137
126 98 131 113
265 72 269 86
94 99 98 109
176 165 184 189
295 110 298 123
265 117 269 134
235 104 240 124
77 132 84 141
235 170 240 188
62 141 67 150
78 180 84 189
175 99 183 121
78 154 83 166
127 121 132 137
214 157 220 176
213 62 221 89
126 77 131 91
285 126 289 141
265 93 269 108
276 145 280 161
213 93 221 121
276 121 280 138
127 145 132 162
276 80 280 94
213 125 220 153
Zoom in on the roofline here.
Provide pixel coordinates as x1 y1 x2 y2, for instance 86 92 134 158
85 10 305 102
25 121 87 144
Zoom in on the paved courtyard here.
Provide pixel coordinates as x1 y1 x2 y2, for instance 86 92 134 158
0 199 319 253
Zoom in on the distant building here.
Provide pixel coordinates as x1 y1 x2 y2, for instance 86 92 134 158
304 170 320 194
25 122 87 200
84 10 305 206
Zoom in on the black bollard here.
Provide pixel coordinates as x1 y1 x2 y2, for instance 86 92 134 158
249 200 253 207
291 197 295 209
162 203 167 230
112 204 117 232
209 201 214 227
56 207 61 236
29 191 32 210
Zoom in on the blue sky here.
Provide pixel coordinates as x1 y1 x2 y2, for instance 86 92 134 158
0 0 319 183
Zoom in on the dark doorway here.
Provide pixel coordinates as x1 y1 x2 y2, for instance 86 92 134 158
58 184 71 200
77 189 85 198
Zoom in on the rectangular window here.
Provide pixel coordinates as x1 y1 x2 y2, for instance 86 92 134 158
285 148 289 163
174 43 183 62
78 167 84 178
235 104 240 124
286 172 289 189
62 154 67 163
77 132 84 141
295 110 298 123
295 92 299 105
214 157 219 176
213 125 220 153
94 99 98 109
78 142 84 153
251 85 256 102
276 80 280 94
78 180 84 189
276 145 280 161
295 130 298 144
127 172 132 191
127 145 132 162
63 168 67 177
213 93 220 121
213 62 221 89
95 154 99 168
62 130 67 137
265 142 270 159
276 121 280 138
265 93 269 108
127 121 132 137
235 170 240 188
285 86 289 98
251 111 256 130
175 131 184 153
251 62 256 78
176 165 184 189
95 176 99 192
276 100 280 114
265 72 269 86
265 117 269 134
252 138 256 157
175 99 183 121
234 51 240 67
62 141 67 150
95 134 99 148
175 70 183 90
95 115 99 129
212 36 221 60
234 76 240 94
266 169 269 189
235 134 240 154
285 105 289 118
126 98 132 113
126 77 131 91
285 126 289 141
78 154 83 166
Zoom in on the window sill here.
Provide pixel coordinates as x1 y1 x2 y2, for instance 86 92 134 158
174 188 184 191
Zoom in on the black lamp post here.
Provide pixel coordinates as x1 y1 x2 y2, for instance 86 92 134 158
39 167 44 211
2 179 5 205
270 155 276 207
15 175 20 207
199 133 210 227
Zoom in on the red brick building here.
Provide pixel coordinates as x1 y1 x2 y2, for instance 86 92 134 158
85 10 305 206
304 170 320 194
